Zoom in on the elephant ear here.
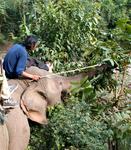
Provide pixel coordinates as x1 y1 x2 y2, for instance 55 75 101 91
21 97 48 124
21 85 48 124
21 100 47 124
27 110 48 124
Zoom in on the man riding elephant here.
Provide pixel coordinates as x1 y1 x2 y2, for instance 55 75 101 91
1 35 52 109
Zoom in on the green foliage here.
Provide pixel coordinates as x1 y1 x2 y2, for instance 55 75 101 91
25 1 131 150
0 0 7 33
47 102 110 150
18 0 130 74
0 0 34 36
0 0 130 149
101 0 130 29
71 77 96 102
19 0 103 71
29 101 110 150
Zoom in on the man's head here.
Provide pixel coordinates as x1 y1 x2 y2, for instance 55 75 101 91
23 35 38 51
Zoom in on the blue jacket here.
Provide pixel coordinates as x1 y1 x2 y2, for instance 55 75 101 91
3 44 28 78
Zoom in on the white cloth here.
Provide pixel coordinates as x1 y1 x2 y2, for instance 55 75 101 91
0 69 11 99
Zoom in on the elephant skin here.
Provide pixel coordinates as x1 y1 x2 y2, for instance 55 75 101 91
0 124 9 150
5 107 30 150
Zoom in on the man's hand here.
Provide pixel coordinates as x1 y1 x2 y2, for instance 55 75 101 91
22 71 41 81
32 75 41 81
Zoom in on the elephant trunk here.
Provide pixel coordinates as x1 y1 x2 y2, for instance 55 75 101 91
61 64 114 91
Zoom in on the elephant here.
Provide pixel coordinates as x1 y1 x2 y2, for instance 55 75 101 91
0 77 31 150
0 63 113 150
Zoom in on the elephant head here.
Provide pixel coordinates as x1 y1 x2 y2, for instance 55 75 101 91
10 64 112 125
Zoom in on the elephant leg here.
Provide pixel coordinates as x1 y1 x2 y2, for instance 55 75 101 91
0 124 9 150
6 107 30 150
22 90 48 124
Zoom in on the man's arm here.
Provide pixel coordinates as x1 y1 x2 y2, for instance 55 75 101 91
16 51 40 81
21 71 40 81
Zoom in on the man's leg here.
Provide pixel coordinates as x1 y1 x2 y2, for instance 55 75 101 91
1 73 19 109
2 84 19 109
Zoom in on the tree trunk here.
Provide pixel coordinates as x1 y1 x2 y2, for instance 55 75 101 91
108 139 118 150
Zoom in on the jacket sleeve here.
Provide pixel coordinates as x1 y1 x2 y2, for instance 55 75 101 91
15 51 27 76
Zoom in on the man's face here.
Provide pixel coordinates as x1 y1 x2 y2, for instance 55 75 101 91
30 43 37 51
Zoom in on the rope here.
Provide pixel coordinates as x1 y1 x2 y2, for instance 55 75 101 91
40 64 101 79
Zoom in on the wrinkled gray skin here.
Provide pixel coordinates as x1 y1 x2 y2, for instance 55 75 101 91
1 66 84 150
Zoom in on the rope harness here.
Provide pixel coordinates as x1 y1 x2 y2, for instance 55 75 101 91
40 64 101 79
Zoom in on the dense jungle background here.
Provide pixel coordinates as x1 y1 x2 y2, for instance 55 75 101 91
0 0 131 150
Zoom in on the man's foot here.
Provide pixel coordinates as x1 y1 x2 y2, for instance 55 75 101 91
3 97 19 109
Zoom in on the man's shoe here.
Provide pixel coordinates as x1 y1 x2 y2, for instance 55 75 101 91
8 84 18 95
3 97 19 109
